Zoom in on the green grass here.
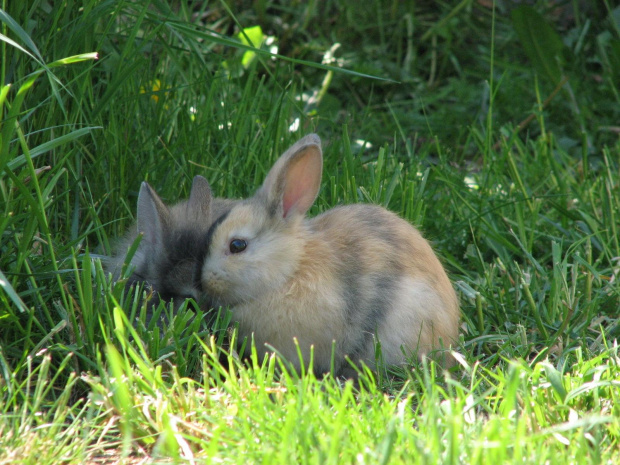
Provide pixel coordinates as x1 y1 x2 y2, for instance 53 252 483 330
1 0 619 463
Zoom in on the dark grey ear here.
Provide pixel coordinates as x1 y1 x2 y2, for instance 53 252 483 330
186 175 212 222
137 182 170 248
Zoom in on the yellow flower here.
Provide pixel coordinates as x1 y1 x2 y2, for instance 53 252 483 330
140 79 163 103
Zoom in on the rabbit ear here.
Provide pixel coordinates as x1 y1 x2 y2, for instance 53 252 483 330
137 182 170 248
186 175 212 222
260 134 323 219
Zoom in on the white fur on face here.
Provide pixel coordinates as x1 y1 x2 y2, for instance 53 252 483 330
201 203 303 306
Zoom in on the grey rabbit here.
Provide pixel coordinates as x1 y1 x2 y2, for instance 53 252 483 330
107 175 236 318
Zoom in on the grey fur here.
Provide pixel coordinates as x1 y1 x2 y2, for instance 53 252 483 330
106 176 236 320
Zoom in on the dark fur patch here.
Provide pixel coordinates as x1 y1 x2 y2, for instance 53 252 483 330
194 209 231 290
331 210 406 359
169 229 206 264
151 228 207 301
267 199 280 219
362 273 397 337
346 273 397 359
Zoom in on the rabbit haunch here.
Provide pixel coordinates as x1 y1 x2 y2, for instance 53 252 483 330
106 175 236 309
199 134 459 375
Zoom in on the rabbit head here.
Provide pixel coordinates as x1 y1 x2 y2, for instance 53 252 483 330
199 134 322 308
108 175 234 309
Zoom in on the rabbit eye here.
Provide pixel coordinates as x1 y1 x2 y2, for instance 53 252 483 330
229 239 247 254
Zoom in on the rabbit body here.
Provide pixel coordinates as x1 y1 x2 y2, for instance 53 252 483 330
200 135 459 375
107 176 236 310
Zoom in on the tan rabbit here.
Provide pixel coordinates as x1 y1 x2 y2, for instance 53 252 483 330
107 175 236 314
198 134 459 375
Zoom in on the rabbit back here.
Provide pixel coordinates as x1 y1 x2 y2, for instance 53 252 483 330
308 204 459 371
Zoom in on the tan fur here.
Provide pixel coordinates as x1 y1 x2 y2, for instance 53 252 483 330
200 135 459 374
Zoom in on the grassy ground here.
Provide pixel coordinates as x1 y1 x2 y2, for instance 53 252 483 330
1 0 619 463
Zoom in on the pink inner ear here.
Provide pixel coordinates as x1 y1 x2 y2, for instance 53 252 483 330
282 148 322 218
283 183 307 217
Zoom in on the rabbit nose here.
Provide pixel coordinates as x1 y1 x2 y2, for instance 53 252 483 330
203 271 221 291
